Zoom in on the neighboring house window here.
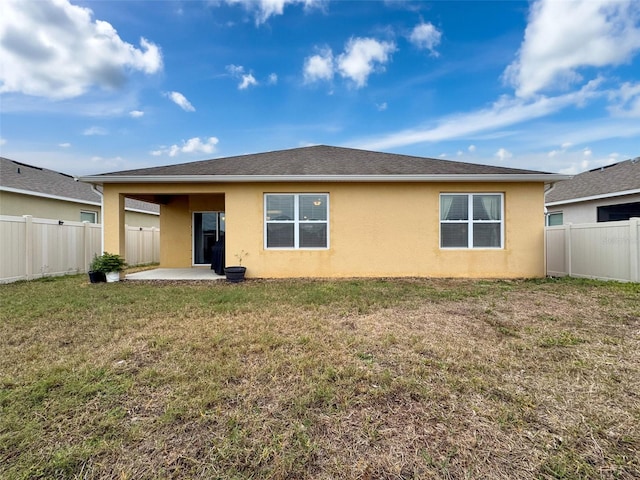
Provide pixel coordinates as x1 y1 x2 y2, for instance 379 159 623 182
547 212 563 226
597 202 640 222
440 194 503 248
80 211 98 223
265 194 329 249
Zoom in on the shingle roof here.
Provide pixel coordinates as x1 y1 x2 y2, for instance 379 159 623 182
1 157 99 203
91 145 551 177
545 158 640 204
0 157 159 213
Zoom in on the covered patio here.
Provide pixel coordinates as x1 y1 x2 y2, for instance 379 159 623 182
126 268 225 281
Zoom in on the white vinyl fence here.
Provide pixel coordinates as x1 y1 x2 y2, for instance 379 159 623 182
0 215 159 283
546 218 640 282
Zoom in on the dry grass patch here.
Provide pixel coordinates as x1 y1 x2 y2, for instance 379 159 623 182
0 276 638 479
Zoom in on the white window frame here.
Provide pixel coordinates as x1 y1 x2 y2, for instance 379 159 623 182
440 193 504 249
264 193 329 250
546 211 563 226
80 210 98 223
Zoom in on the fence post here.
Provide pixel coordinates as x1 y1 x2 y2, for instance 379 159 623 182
83 221 91 273
23 215 33 280
630 218 639 282
564 223 572 277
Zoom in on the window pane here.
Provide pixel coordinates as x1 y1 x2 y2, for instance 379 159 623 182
473 223 501 247
267 223 294 247
266 195 294 221
80 211 97 223
473 195 501 220
441 195 468 220
299 195 327 221
441 224 468 247
299 224 327 248
547 213 563 226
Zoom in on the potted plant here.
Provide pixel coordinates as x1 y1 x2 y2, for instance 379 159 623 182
88 254 106 283
224 250 248 283
98 252 127 282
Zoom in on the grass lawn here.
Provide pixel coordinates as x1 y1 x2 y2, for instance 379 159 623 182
1 275 639 479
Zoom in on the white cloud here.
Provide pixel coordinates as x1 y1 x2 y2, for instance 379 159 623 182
268 73 278 85
58 142 71 148
608 81 640 117
239 74 258 90
129 110 144 118
223 0 324 25
583 147 592 157
152 137 219 157
0 138 6 146
165 91 195 111
408 22 442 56
0 0 162 99
495 148 512 162
505 0 640 98
303 48 334 83
376 102 388 111
83 126 108 136
337 37 396 88
356 78 604 151
226 64 259 89
468 144 476 153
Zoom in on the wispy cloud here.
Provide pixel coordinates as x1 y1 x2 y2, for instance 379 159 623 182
58 142 71 148
129 110 144 118
354 79 605 151
226 64 259 90
0 0 162 99
83 126 108 136
165 91 195 111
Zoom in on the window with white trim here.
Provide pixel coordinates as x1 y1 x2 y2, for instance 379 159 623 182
265 194 329 249
440 193 503 248
80 211 98 223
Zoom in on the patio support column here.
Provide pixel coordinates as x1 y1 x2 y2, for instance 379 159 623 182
103 188 126 258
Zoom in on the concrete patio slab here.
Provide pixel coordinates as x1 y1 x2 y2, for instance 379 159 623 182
126 268 225 281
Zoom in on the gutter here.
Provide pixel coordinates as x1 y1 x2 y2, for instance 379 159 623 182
78 173 573 184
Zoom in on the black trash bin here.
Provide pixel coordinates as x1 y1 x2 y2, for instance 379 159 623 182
211 234 225 275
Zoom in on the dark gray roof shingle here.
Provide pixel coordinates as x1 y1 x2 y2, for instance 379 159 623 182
0 157 159 213
92 145 550 177
546 158 640 203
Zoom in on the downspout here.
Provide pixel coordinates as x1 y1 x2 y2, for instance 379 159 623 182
543 182 558 278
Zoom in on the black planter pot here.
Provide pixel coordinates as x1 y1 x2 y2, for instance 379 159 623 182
88 271 106 283
224 266 246 283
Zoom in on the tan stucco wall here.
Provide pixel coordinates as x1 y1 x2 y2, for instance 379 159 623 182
102 181 546 278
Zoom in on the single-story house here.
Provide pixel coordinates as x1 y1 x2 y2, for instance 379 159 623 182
79 145 569 278
0 157 160 227
545 157 640 225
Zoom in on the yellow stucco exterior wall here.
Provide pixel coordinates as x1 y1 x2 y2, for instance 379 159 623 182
102 181 546 278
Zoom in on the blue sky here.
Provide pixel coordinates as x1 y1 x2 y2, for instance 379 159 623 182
1 0 639 176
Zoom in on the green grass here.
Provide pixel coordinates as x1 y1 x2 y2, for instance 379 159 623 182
1 275 639 479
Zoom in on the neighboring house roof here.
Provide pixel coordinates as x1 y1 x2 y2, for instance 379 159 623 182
0 157 159 214
80 145 568 183
546 158 640 206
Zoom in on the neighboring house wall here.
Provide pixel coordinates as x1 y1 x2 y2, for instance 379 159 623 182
103 181 545 278
0 190 100 223
547 193 640 224
0 190 160 227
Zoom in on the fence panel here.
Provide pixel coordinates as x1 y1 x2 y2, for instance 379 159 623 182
546 218 640 282
0 216 159 283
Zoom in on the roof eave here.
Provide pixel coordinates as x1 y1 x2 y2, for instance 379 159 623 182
545 188 640 206
78 173 571 184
